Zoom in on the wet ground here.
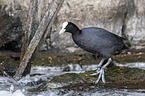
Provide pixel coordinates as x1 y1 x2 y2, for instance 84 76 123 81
33 48 145 66
0 48 145 95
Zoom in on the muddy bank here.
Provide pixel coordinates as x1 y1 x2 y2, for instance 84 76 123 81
32 48 145 66
1 48 144 66
25 48 145 89
28 65 145 93
46 65 145 89
0 48 145 90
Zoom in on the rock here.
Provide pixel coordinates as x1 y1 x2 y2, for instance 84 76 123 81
1 0 145 51
0 56 19 76
56 0 145 50
0 55 32 77
0 10 22 51
125 0 145 49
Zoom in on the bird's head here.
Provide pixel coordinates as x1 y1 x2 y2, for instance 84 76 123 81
59 21 80 35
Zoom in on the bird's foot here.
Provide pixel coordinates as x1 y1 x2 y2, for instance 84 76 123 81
90 67 105 83
90 67 101 75
91 58 106 71
95 67 105 83
90 58 112 84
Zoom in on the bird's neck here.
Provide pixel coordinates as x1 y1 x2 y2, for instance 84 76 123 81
70 27 81 35
72 30 81 36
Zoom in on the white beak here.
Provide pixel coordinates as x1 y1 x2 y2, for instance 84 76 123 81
59 28 66 34
59 21 68 34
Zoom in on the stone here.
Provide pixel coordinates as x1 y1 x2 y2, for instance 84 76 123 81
125 0 145 49
0 10 22 51
56 0 145 50
1 0 145 52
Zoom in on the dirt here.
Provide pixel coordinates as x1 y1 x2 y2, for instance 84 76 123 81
32 48 145 66
0 48 145 90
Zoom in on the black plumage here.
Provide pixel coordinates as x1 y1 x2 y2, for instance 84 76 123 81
59 22 128 83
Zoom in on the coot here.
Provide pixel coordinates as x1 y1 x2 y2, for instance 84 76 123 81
59 22 128 83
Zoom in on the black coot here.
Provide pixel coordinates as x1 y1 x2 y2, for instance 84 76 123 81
59 22 128 83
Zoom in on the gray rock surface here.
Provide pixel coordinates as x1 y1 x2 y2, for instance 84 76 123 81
57 0 145 50
0 10 22 51
0 0 145 52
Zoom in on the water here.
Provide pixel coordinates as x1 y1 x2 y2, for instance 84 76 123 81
0 63 145 96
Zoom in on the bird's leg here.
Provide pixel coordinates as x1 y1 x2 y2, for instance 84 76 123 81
97 58 106 67
95 58 112 83
90 58 106 75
